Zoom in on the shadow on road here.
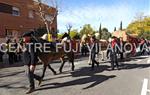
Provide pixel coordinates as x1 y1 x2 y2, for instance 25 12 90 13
71 65 110 77
120 63 150 70
37 75 115 91
43 74 72 81
0 81 27 90
118 56 148 62
37 66 115 91
117 56 150 70
0 70 25 78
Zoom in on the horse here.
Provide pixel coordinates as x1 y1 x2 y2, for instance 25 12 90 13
39 38 75 75
22 32 75 83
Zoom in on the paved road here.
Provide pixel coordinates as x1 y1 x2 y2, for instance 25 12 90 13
0 55 150 95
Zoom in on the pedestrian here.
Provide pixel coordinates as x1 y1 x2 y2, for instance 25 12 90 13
90 35 99 70
0 51 4 62
0 44 4 62
106 38 112 59
22 31 42 94
13 39 18 62
6 39 14 65
110 36 119 70
140 38 146 55
119 37 125 60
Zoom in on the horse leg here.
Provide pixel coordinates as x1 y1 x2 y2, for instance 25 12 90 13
71 60 75 71
70 52 75 71
41 64 47 79
47 64 57 75
59 57 65 73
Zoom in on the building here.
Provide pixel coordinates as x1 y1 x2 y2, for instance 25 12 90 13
112 30 138 42
0 0 57 41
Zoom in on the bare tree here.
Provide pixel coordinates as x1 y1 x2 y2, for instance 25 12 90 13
134 12 144 21
36 0 60 40
66 23 72 35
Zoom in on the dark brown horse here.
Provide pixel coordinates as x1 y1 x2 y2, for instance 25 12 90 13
36 37 75 81
22 32 75 83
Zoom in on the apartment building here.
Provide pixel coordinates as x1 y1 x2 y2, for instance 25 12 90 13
0 0 57 41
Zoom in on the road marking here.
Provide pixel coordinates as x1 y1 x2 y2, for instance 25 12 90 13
141 78 149 95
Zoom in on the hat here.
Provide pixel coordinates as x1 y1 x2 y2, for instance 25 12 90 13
92 35 96 39
22 31 34 37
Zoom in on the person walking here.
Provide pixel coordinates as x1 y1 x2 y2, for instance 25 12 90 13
22 32 42 94
119 37 125 60
90 35 99 70
140 38 146 55
6 39 15 65
110 37 119 70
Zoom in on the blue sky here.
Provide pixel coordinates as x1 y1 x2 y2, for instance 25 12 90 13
48 0 150 33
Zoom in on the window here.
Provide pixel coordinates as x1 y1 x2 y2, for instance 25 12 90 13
6 29 18 37
12 7 20 16
0 3 12 14
5 29 12 36
28 10 34 18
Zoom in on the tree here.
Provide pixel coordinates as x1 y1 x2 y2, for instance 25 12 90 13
120 21 122 30
99 23 102 39
69 29 81 39
114 27 116 31
101 28 111 40
66 23 72 35
57 33 63 39
139 31 150 40
69 29 77 39
36 0 60 40
73 34 81 39
80 24 95 36
127 16 150 39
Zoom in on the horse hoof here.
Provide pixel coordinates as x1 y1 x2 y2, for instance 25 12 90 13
38 79 42 86
54 72 57 75
88 63 91 65
59 70 62 74
72 68 74 71
26 88 35 94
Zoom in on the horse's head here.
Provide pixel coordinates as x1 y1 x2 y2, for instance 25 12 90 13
61 37 71 44
22 31 34 37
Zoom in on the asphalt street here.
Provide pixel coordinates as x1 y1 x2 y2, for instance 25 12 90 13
0 55 150 95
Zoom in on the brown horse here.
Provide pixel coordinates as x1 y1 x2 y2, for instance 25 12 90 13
36 36 75 81
21 32 75 94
